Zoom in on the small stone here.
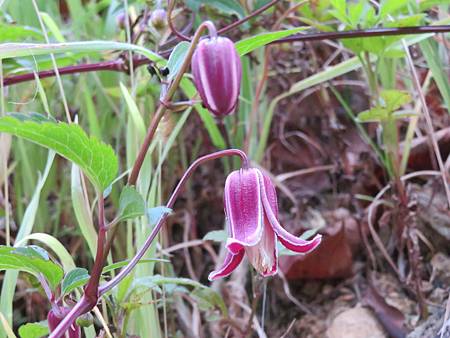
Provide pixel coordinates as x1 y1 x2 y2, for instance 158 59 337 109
327 306 387 338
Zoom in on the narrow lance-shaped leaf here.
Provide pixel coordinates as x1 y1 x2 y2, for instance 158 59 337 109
0 113 118 190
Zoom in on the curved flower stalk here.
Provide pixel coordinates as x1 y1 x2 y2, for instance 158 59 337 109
191 23 242 117
209 168 322 280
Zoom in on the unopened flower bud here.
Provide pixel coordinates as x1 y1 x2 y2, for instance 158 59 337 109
116 11 129 30
47 307 81 338
192 34 242 118
150 9 167 30
76 312 94 327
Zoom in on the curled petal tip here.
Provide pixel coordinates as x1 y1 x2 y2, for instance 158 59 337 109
208 249 244 281
278 233 322 254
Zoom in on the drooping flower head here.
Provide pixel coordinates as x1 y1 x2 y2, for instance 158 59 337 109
209 168 322 280
191 25 242 118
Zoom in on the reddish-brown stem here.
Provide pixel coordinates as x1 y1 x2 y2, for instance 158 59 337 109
167 0 191 41
245 2 306 153
83 193 106 304
51 21 217 337
128 20 214 186
100 149 248 295
3 25 449 88
2 57 152 87
50 194 106 338
271 25 450 44
128 105 165 185
218 0 281 35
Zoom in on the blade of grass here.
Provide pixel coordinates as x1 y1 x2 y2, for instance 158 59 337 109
0 151 55 335
419 38 450 111
14 233 76 272
71 164 98 257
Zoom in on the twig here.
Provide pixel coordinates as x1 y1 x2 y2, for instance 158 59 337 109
218 0 282 35
272 25 450 44
51 149 249 337
4 25 449 88
167 0 190 41
2 57 151 87
100 149 248 294
366 171 441 279
401 39 450 208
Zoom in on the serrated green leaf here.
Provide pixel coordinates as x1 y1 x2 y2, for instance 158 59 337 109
118 186 146 221
0 113 118 190
18 322 49 338
235 27 308 56
61 268 90 296
0 245 63 290
147 206 172 226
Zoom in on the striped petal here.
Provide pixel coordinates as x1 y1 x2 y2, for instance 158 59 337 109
245 219 277 276
192 36 242 117
225 169 264 254
208 249 245 281
258 170 322 253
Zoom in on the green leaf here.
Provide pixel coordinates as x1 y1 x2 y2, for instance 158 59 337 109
357 108 390 122
167 41 190 82
420 39 450 111
39 12 65 43
147 206 172 226
203 230 227 242
14 233 76 273
380 90 411 112
187 0 245 18
18 322 49 338
0 113 118 190
102 258 169 275
380 0 409 18
329 0 349 25
0 24 42 42
191 287 227 315
61 268 90 296
118 186 146 221
134 275 227 315
119 83 146 141
0 245 63 290
0 41 162 64
330 0 346 15
235 27 308 56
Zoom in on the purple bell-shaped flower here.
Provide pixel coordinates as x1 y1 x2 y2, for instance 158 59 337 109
209 167 322 280
191 27 242 118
